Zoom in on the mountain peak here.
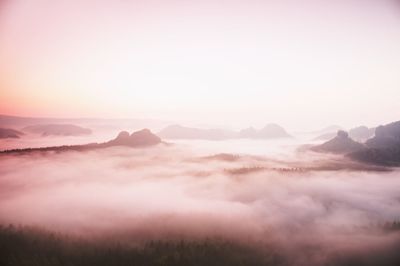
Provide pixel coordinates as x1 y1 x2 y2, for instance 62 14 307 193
258 123 292 138
311 130 365 154
337 130 348 138
109 129 161 147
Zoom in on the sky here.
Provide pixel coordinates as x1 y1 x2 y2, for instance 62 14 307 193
0 0 400 130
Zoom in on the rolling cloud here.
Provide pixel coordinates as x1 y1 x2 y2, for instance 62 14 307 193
0 142 399 264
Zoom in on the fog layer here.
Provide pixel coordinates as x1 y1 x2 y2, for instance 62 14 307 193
0 141 399 264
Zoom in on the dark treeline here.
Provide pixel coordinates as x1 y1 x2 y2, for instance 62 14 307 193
0 225 283 266
0 143 100 154
1 225 400 266
384 220 400 232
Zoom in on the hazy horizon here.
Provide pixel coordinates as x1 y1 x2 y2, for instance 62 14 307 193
0 112 385 132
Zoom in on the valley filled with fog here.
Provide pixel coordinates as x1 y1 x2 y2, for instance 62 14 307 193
1 132 400 265
2 0 400 264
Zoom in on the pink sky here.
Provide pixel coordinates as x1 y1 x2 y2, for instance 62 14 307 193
1 0 400 130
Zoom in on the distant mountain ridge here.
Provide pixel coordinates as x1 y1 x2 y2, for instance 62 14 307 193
159 123 292 140
0 128 24 139
365 122 400 149
0 114 171 132
312 125 343 135
106 129 161 147
256 124 292 139
158 125 237 140
312 121 400 166
311 130 366 154
349 121 400 166
1 129 162 154
314 125 375 142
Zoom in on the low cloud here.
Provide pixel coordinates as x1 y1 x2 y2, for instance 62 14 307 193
0 142 399 264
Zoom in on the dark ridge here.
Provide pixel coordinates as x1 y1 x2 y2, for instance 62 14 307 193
311 130 366 154
365 121 400 149
349 147 400 167
0 129 162 154
106 128 161 147
0 127 24 139
310 120 400 166
349 121 400 166
314 126 375 142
